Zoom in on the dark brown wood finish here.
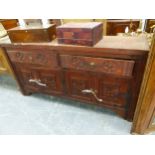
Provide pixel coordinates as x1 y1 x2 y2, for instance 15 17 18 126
56 22 103 46
60 55 135 76
14 65 63 95
7 24 56 43
0 36 149 121
6 48 59 68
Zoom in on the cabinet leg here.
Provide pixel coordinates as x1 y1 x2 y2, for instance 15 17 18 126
125 115 133 122
114 109 131 121
115 110 125 118
15 85 32 96
114 109 133 121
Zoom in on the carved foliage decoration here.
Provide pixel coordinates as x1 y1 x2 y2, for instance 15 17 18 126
61 55 135 76
71 79 88 95
99 79 129 106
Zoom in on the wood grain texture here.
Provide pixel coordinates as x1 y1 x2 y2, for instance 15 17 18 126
56 22 103 46
7 24 56 43
0 36 149 51
14 65 63 95
0 19 18 30
0 36 149 121
131 33 155 134
6 48 59 68
60 55 135 76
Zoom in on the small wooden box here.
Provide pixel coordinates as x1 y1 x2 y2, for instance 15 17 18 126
56 22 103 46
7 24 56 43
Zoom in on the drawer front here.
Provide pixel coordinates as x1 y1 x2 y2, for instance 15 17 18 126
60 55 135 76
7 48 59 68
14 66 63 94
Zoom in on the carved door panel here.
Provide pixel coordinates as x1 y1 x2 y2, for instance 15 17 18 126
96 75 131 108
15 66 63 95
64 71 96 102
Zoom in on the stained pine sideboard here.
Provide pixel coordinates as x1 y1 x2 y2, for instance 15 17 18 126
0 36 149 121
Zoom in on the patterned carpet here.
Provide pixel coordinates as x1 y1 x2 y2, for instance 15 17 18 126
0 75 132 134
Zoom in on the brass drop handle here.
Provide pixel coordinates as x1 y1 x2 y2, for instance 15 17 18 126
29 79 47 87
89 62 95 66
81 89 103 102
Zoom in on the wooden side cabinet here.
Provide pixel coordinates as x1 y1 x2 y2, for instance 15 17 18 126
0 36 149 121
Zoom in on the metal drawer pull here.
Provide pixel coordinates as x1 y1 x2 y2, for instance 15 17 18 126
29 79 47 87
81 89 103 102
89 62 95 66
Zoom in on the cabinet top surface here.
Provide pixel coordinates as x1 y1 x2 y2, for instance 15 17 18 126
0 35 149 51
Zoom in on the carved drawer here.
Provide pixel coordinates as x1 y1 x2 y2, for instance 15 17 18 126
7 48 59 68
14 66 63 95
60 55 135 76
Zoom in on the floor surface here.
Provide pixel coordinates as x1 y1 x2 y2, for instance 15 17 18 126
0 75 132 135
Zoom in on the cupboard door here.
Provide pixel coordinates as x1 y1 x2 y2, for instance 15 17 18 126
15 66 63 95
64 71 96 102
96 75 131 108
